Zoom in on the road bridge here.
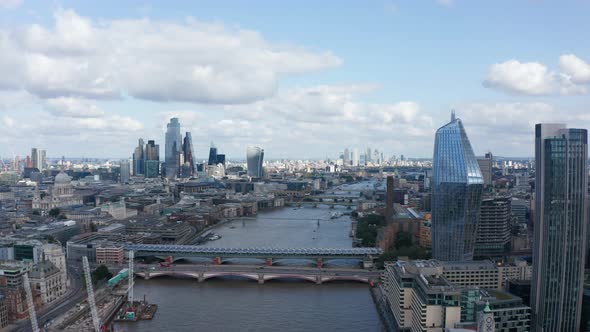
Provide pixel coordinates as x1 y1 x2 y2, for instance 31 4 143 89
124 245 382 268
133 264 381 285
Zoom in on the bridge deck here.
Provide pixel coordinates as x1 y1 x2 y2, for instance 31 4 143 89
125 245 382 258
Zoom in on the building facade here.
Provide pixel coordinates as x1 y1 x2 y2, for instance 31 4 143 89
32 171 83 212
477 152 493 188
431 112 484 261
531 124 588 332
29 260 66 305
246 146 264 178
474 196 512 259
165 118 182 179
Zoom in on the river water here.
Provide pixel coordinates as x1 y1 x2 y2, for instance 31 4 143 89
114 190 383 332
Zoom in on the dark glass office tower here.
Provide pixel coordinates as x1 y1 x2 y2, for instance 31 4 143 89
208 143 218 166
182 132 195 177
531 124 588 332
165 118 182 179
431 112 483 261
246 146 264 178
132 138 145 175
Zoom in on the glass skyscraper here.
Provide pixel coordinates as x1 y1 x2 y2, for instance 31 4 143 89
246 146 264 178
182 132 195 178
431 112 483 261
165 118 182 179
532 124 588 332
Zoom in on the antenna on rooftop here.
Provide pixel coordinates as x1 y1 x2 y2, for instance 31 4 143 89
451 110 456 122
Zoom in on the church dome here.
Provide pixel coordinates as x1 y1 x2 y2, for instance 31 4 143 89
54 171 71 184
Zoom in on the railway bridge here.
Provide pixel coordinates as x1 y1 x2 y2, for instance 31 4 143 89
124 244 382 268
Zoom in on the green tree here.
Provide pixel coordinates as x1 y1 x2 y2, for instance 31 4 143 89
48 208 61 218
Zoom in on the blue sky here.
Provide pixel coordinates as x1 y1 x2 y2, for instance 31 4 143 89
0 0 589 159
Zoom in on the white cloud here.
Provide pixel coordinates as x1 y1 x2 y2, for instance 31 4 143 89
0 0 22 9
0 9 342 103
559 54 590 84
45 97 105 118
450 102 590 155
483 57 590 96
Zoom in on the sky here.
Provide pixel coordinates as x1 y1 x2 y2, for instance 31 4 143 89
0 0 589 159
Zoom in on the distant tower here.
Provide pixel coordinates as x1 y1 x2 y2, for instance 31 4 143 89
182 132 195 177
120 160 131 183
531 124 588 331
246 146 264 178
132 138 145 175
165 118 182 179
208 142 218 166
431 112 483 261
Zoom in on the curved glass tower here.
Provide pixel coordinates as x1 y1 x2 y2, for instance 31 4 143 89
246 146 264 178
432 112 483 261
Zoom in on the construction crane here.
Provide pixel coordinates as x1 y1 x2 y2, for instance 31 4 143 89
82 256 101 332
128 250 134 305
22 273 39 332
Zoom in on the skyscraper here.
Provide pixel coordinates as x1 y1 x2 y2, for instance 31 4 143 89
474 195 511 259
182 132 195 177
531 124 588 332
145 140 159 161
30 148 46 171
208 143 218 166
132 138 145 175
246 146 264 178
477 152 493 187
352 148 360 167
164 118 182 179
343 148 350 166
431 112 483 261
120 160 131 183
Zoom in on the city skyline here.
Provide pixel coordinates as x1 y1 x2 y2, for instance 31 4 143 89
0 1 590 158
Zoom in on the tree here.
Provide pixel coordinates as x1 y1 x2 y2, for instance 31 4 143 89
91 265 113 284
48 208 61 218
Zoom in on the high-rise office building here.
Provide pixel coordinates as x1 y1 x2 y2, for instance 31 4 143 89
531 124 588 332
432 112 483 261
352 148 360 167
246 146 264 178
144 160 159 178
132 138 145 175
182 132 195 177
343 148 350 166
474 195 512 259
208 143 218 166
366 147 372 163
477 152 493 187
216 154 226 167
145 140 159 161
120 160 131 183
164 118 182 179
30 148 46 171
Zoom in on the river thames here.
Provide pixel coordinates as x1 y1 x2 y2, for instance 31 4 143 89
114 186 383 331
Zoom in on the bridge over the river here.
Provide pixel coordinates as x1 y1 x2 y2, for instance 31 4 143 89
125 244 382 268
133 264 381 284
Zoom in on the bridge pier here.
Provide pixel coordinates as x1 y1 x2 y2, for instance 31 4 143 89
198 272 205 282
265 258 273 266
315 276 322 285
213 257 222 265
316 258 324 268
258 274 264 284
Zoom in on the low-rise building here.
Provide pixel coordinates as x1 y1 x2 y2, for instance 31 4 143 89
29 260 66 305
96 244 124 265
442 260 502 290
